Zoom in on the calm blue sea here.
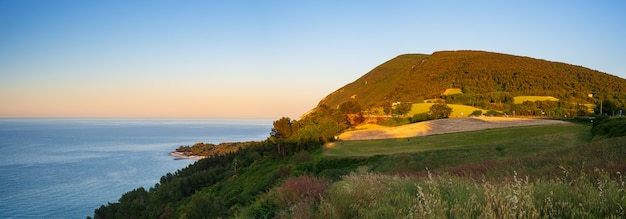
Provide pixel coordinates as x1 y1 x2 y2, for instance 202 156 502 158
0 118 272 219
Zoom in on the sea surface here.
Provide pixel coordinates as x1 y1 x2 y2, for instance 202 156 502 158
0 118 272 218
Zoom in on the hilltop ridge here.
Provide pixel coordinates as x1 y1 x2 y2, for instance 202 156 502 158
314 50 626 117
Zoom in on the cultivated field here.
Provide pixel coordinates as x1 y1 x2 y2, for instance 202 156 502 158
338 117 569 140
408 103 486 117
513 96 559 104
442 88 463 95
327 121 586 157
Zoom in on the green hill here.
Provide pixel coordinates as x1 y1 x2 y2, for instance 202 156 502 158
316 50 626 116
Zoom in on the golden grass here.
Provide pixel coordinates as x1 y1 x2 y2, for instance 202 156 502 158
337 117 570 141
513 96 559 104
409 103 486 117
442 88 463 95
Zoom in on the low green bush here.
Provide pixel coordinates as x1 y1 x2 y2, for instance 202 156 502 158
592 116 626 138
410 112 432 123
378 117 411 126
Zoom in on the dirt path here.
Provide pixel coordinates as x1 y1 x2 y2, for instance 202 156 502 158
338 117 570 140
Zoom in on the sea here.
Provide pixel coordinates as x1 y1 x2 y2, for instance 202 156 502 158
0 118 273 219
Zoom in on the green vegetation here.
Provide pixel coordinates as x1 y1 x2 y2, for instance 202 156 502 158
92 118 626 218
326 124 588 157
409 103 485 118
592 115 626 139
175 141 256 157
393 102 413 116
377 117 412 127
239 125 626 219
310 167 626 218
429 103 453 119
513 96 559 104
92 51 626 218
316 50 626 118
378 103 454 126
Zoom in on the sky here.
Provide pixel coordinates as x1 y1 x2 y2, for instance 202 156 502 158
1 1 625 119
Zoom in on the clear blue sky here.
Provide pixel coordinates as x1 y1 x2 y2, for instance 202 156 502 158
1 1 625 118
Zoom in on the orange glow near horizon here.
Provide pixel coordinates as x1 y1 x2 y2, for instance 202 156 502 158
0 85 316 119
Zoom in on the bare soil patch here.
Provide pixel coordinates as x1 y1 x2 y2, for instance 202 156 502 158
338 117 569 140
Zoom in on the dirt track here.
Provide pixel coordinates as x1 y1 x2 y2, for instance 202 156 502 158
338 117 570 140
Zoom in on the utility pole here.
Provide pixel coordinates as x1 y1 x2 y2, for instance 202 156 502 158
600 100 603 115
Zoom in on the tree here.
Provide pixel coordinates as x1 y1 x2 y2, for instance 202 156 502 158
376 101 393 116
595 99 620 116
271 117 293 157
430 103 453 119
339 101 362 114
394 102 413 116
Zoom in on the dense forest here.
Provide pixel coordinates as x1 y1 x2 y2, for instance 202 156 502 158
317 50 626 117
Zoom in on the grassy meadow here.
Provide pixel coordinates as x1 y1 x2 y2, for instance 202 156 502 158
513 96 559 104
442 88 463 95
326 123 588 157
409 103 486 117
98 117 625 218
243 123 626 218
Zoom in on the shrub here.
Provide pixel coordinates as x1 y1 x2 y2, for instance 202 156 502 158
276 176 327 205
485 110 502 116
411 113 432 123
592 117 626 138
470 110 483 116
378 117 411 126
246 198 279 219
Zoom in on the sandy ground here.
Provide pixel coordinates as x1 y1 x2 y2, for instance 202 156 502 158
338 117 570 140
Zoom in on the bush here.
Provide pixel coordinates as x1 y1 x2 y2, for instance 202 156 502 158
485 110 502 116
591 117 626 138
276 176 327 205
470 110 483 116
246 198 279 218
378 117 411 126
410 113 433 123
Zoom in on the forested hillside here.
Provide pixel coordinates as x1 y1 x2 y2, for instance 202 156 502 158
318 50 626 116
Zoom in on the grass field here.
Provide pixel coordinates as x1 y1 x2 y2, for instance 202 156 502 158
269 124 626 218
409 103 486 117
442 88 463 95
243 121 626 218
513 96 559 104
326 123 589 157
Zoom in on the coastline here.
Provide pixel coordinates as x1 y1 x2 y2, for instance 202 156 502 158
169 151 206 160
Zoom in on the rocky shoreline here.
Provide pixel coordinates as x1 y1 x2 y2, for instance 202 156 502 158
169 151 206 160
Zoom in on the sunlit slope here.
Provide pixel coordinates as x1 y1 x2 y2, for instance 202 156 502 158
316 50 626 112
329 121 586 157
337 117 569 140
408 103 486 117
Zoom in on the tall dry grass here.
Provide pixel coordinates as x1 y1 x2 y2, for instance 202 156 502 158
310 168 625 218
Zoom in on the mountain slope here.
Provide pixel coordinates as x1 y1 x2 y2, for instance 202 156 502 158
317 50 626 112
